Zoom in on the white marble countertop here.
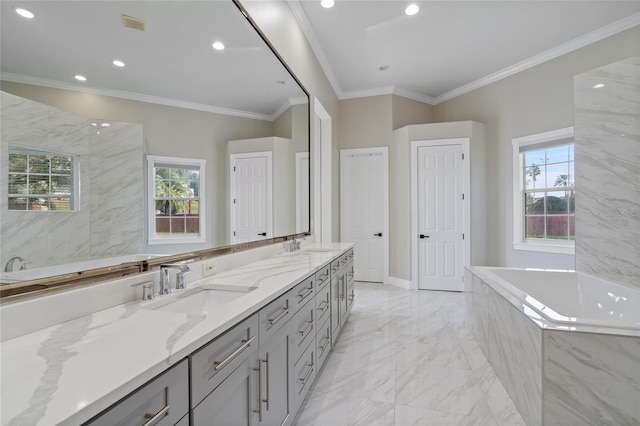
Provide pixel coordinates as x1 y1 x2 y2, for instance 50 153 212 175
0 243 353 426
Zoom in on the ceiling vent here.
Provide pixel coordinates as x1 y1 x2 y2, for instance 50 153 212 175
122 15 145 31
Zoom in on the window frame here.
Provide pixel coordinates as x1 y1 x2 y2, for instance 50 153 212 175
7 146 79 212
512 127 575 255
147 155 206 245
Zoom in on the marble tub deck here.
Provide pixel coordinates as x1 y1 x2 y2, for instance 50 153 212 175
294 282 525 426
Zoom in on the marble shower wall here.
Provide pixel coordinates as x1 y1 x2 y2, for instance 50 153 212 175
0 92 143 269
574 57 640 288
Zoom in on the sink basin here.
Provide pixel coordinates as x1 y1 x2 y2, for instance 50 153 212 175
148 287 253 316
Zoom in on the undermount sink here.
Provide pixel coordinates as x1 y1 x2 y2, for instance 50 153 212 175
302 248 336 253
146 287 254 316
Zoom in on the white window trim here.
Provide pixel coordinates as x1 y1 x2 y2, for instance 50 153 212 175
512 127 575 255
147 155 206 245
8 146 80 212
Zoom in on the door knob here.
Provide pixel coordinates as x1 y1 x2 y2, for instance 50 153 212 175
419 234 429 239
373 232 382 237
257 232 267 236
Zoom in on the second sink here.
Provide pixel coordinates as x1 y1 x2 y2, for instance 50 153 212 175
148 287 253 316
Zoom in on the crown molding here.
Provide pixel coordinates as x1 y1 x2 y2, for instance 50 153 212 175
432 12 640 104
1 72 275 121
287 0 344 98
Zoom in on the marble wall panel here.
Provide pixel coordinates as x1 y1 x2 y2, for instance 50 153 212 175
544 330 640 425
0 92 143 271
486 284 543 426
574 57 640 288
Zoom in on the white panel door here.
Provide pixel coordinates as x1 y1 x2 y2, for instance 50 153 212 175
418 145 464 291
231 154 270 244
341 150 385 282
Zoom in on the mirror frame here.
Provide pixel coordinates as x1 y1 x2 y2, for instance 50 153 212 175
0 0 311 302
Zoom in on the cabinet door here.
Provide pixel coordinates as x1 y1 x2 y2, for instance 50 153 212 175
258 323 291 426
192 353 259 426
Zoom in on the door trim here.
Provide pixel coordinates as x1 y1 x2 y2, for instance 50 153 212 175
229 151 273 244
411 138 470 290
314 97 332 243
340 147 389 284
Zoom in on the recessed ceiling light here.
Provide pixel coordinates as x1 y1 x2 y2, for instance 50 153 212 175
321 0 335 8
405 4 419 15
91 123 98 127
593 83 605 89
112 60 125 67
101 123 110 127
212 41 225 51
15 7 34 19
74 75 87 82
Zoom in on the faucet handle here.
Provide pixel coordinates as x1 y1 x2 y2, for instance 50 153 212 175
175 270 191 290
134 281 155 301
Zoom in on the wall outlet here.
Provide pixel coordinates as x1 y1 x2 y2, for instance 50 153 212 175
203 260 216 277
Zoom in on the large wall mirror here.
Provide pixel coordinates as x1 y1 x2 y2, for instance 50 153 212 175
0 1 310 296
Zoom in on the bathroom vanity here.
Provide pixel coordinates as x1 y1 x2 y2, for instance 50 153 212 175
0 243 355 426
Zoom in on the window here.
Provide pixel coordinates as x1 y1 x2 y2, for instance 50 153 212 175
8 147 78 211
512 127 575 254
147 155 205 244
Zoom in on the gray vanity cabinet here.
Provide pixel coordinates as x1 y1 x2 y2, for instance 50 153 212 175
84 359 188 426
329 249 354 345
192 352 259 426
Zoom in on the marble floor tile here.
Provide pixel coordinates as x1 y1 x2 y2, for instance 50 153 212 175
293 282 524 426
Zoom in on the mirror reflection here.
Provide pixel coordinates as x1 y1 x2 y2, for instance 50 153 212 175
0 1 310 286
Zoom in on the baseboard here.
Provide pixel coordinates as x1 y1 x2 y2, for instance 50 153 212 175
385 275 415 290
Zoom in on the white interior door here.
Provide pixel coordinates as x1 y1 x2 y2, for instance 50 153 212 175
230 153 271 244
341 148 387 283
417 145 464 291
295 152 309 233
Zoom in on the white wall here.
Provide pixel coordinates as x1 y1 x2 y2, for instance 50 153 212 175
433 27 640 270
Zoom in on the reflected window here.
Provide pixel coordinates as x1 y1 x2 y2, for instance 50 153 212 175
147 156 206 244
8 147 77 211
512 127 575 254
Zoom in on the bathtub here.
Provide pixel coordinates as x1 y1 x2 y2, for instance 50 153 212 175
466 266 640 425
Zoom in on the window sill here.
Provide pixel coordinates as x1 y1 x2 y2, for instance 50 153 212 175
513 241 575 255
149 237 206 245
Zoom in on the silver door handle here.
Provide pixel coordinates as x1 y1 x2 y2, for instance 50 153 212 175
213 336 256 371
142 405 170 426
320 336 331 352
299 362 314 385
297 287 313 301
264 353 270 411
318 301 329 313
253 360 264 422
299 320 313 338
268 305 290 325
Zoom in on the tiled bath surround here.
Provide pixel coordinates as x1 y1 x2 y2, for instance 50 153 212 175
466 269 640 425
574 57 640 288
0 92 144 269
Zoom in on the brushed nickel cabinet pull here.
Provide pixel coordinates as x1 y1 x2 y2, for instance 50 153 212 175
299 320 313 338
213 336 256 371
142 405 170 426
253 360 264 422
297 287 313 300
268 306 290 326
299 362 314 385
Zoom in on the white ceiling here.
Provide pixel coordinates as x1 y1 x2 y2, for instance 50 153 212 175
0 1 307 120
290 0 640 104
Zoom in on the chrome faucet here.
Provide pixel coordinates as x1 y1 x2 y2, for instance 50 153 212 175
159 263 191 294
288 239 301 252
4 256 27 272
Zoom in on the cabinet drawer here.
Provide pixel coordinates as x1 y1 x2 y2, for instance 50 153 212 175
259 290 294 344
85 359 188 426
292 275 315 313
315 264 330 288
190 314 259 408
315 281 331 326
292 340 316 411
316 316 332 370
290 297 315 364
